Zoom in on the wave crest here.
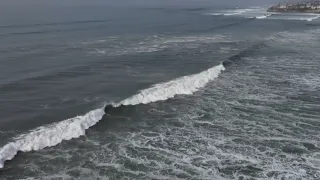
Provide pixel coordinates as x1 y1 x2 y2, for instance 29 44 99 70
255 14 271 19
0 108 105 169
0 64 225 169
116 64 225 106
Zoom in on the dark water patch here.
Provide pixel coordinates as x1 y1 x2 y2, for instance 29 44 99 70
296 122 320 132
122 159 149 172
306 23 320 27
89 104 146 133
208 18 255 32
0 70 94 93
193 121 228 132
219 165 263 177
0 25 110 37
185 8 208 12
154 23 189 29
228 43 268 62
282 145 307 155
288 92 320 104
66 169 83 179
0 59 125 93
141 132 160 137
0 152 40 179
302 143 318 151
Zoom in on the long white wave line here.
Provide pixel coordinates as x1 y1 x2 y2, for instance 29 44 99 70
0 63 225 169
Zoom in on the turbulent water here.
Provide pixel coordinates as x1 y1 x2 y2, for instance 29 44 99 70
0 5 320 180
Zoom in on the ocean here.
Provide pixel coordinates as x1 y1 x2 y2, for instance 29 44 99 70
0 4 320 180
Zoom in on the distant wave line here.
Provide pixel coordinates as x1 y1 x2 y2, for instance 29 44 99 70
0 19 112 29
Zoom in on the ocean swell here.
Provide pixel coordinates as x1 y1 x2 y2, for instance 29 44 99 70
0 63 225 169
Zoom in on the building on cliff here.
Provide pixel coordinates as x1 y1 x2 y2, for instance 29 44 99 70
268 1 320 13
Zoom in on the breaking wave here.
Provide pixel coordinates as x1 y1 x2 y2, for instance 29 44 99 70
205 8 259 17
254 14 271 19
0 64 225 169
305 15 320 22
0 108 105 169
223 9 255 16
115 64 225 106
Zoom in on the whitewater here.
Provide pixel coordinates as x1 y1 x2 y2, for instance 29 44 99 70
0 63 225 169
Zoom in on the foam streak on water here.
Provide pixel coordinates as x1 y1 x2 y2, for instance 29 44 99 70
0 64 225 169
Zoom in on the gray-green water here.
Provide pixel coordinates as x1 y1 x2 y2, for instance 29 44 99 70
0 5 319 180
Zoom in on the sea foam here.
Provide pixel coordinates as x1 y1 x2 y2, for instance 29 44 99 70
115 64 225 106
0 108 105 169
255 14 271 19
0 64 225 169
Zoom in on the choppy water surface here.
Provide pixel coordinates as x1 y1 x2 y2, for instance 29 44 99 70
0 5 320 180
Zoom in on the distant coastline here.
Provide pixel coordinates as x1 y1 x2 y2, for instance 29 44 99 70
267 1 320 13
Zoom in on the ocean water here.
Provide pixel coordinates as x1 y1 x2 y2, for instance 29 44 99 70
0 5 320 180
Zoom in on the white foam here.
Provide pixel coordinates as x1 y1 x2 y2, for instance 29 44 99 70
94 49 107 54
0 64 226 169
205 13 224 16
163 36 220 44
224 9 254 16
255 14 271 19
223 13 240 16
205 8 256 17
89 34 231 57
0 108 105 169
305 15 320 22
115 64 225 106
